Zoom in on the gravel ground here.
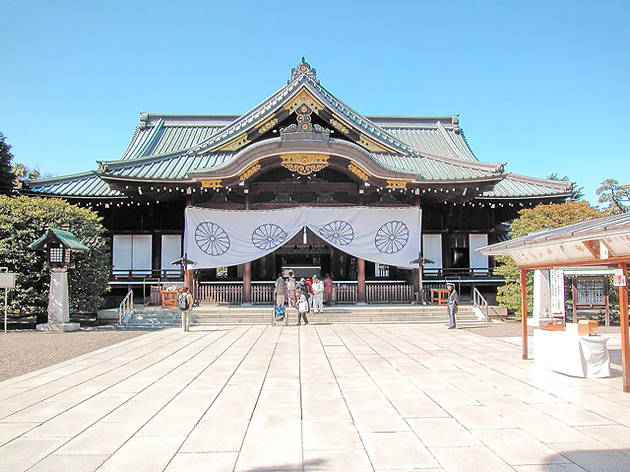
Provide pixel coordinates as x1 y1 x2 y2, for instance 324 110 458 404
0 328 150 381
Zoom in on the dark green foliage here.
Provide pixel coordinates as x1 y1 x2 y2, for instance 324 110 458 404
496 201 603 314
0 133 15 195
0 196 110 318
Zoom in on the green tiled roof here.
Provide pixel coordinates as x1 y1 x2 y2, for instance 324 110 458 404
24 173 121 197
120 115 228 160
104 152 235 180
479 174 573 199
28 228 90 251
371 154 500 181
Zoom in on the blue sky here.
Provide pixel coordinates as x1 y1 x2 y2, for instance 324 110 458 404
1 1 627 206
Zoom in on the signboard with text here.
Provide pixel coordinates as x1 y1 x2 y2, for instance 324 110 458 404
614 269 627 287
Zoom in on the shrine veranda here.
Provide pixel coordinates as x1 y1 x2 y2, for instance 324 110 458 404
22 60 573 305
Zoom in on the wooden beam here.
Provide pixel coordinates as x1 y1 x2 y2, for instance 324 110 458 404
619 263 630 393
520 256 630 270
520 269 528 360
581 240 600 259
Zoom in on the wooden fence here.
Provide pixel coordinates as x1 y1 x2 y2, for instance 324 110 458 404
191 281 417 305
196 283 243 305
366 283 414 303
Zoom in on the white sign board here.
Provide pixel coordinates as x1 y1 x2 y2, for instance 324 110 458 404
0 273 15 288
613 268 627 287
550 269 565 317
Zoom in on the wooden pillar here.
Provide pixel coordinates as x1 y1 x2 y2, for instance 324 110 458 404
242 193 251 304
413 267 420 302
520 268 528 360
357 257 366 303
618 263 629 392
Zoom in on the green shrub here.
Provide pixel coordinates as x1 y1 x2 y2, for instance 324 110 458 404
0 196 109 322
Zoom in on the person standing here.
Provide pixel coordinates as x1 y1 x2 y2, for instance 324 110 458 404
311 275 324 314
286 271 297 308
178 286 194 332
274 273 286 307
323 274 333 305
296 289 309 325
446 282 458 329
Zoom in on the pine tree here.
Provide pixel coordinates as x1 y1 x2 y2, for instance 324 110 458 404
0 133 15 195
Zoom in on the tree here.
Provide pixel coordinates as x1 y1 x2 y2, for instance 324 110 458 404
495 201 603 314
547 173 583 200
596 179 630 214
0 133 15 195
12 163 41 181
0 196 110 323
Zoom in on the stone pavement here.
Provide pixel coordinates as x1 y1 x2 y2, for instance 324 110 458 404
1 324 629 472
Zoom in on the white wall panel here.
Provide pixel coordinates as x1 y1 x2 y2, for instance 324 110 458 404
161 235 182 272
112 235 132 272
132 235 152 275
422 234 442 273
469 234 489 269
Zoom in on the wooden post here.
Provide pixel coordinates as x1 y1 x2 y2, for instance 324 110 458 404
357 257 366 303
520 268 528 360
242 262 251 304
619 263 629 393
242 193 251 305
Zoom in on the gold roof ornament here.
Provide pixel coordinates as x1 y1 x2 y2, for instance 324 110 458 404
348 162 370 181
199 178 223 188
238 162 261 182
281 153 329 176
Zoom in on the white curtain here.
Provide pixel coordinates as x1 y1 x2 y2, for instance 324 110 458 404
184 206 421 269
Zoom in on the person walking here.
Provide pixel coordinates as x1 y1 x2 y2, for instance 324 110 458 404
274 273 286 307
178 286 194 332
323 274 333 305
446 282 458 329
311 275 324 314
296 289 309 325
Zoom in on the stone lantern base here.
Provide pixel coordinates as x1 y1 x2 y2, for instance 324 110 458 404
36 269 80 333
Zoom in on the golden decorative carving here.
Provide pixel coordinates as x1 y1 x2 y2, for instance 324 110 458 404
281 153 329 176
282 89 325 115
199 178 223 188
386 179 410 189
218 133 250 151
257 117 278 135
329 117 350 135
358 134 393 153
238 162 261 181
348 162 369 181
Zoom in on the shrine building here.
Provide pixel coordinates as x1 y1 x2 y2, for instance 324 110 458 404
22 59 574 305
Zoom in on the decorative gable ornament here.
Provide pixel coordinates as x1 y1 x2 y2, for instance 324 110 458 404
289 57 318 84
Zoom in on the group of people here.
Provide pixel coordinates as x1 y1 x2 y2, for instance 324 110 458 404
275 271 333 325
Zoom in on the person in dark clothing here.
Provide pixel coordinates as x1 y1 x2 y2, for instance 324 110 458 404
447 282 458 329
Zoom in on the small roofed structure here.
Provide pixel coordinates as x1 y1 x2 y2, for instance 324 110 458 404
28 228 90 269
478 212 630 392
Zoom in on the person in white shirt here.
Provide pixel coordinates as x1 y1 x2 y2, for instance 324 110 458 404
311 275 324 314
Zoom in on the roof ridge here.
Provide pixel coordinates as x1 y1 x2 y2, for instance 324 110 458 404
378 150 503 173
435 121 464 160
24 171 98 185
506 173 574 190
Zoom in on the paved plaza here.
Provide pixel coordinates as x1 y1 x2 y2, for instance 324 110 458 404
1 324 629 472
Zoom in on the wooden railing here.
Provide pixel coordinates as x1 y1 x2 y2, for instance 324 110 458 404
422 267 502 279
335 283 357 304
366 283 413 303
252 283 274 304
118 289 134 325
196 283 242 305
191 280 459 305
473 287 489 321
